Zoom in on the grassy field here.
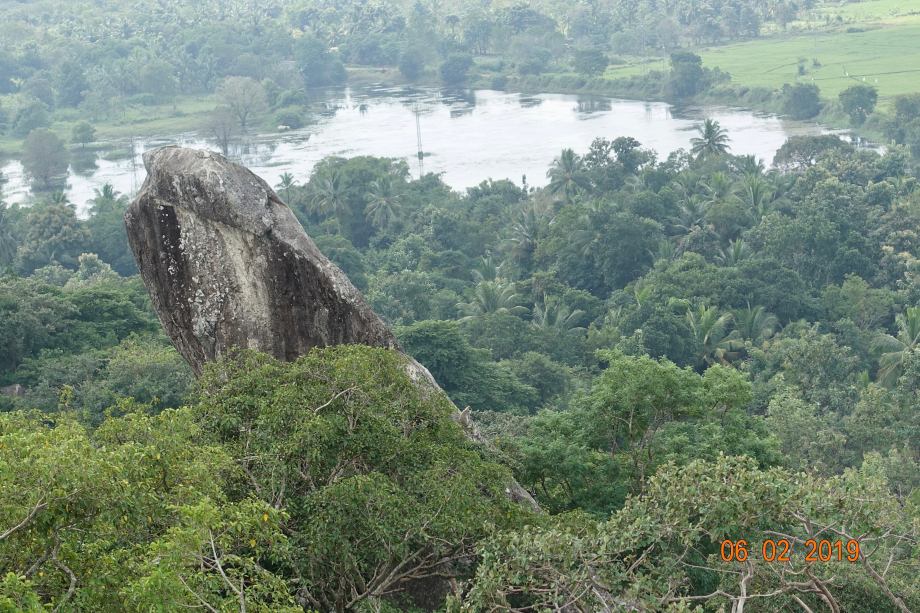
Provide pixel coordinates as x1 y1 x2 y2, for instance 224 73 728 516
596 0 920 109
697 22 920 104
697 0 920 106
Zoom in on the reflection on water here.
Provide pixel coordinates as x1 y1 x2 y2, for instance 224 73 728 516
1 86 847 217
575 97 612 114
71 151 100 176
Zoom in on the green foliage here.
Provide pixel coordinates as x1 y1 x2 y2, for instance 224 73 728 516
398 47 426 80
782 82 822 119
70 119 96 147
572 49 608 77
53 59 87 107
294 36 348 87
194 346 534 611
397 320 539 414
20 129 70 187
11 99 51 137
669 51 704 97
274 105 305 129
453 455 919 613
839 84 878 125
439 54 474 84
689 119 732 160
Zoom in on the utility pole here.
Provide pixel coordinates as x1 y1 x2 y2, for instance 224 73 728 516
812 12 818 54
414 102 424 180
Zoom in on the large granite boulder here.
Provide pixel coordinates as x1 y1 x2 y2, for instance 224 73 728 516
125 146 537 510
126 146 415 375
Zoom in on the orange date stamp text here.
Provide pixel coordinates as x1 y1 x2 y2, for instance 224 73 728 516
720 539 860 562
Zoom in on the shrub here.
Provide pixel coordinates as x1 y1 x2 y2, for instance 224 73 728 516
782 82 821 120
274 106 305 129
439 54 474 84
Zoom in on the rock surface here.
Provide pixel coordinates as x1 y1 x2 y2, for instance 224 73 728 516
125 146 537 510
125 146 408 377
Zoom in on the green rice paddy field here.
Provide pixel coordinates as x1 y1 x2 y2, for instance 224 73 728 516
601 0 920 108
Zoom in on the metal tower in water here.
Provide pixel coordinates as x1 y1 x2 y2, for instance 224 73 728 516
414 102 424 179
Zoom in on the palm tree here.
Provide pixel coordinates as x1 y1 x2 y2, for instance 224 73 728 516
702 172 736 205
716 238 752 267
0 201 19 268
456 280 529 321
732 304 778 340
275 172 297 203
546 148 590 205
734 154 765 177
531 296 586 334
48 191 72 208
88 184 129 216
670 193 710 236
505 208 545 263
471 255 503 282
651 239 679 263
690 118 732 160
364 176 403 231
604 306 623 328
567 200 614 257
872 307 920 387
310 169 349 222
733 173 774 225
687 304 742 368
672 171 703 199
623 172 651 195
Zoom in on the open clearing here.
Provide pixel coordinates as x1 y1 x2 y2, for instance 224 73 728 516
598 0 920 108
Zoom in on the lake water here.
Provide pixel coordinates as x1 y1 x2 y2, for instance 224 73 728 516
1 86 847 217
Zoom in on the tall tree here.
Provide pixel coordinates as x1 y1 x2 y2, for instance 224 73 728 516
0 201 20 267
215 76 267 132
21 129 70 187
872 307 920 387
456 280 528 320
546 149 589 205
690 118 731 159
310 169 349 223
839 84 878 125
364 175 403 231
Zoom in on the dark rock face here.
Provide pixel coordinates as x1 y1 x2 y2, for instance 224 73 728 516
125 146 537 513
127 147 407 376
0 384 26 398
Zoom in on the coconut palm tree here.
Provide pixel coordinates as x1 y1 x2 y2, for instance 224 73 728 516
732 304 778 340
604 306 623 328
88 184 129 216
546 148 590 205
456 280 529 321
275 172 297 203
0 201 19 268
672 171 703 199
364 175 403 231
48 191 72 208
702 172 736 205
670 193 710 236
531 296 586 334
471 255 503 282
310 169 349 222
734 154 765 177
651 239 680 264
687 304 742 368
733 173 774 225
716 238 752 267
567 200 615 257
872 307 920 387
690 118 732 160
505 208 546 263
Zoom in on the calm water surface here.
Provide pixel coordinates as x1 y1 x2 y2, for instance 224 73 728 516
1 86 844 217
